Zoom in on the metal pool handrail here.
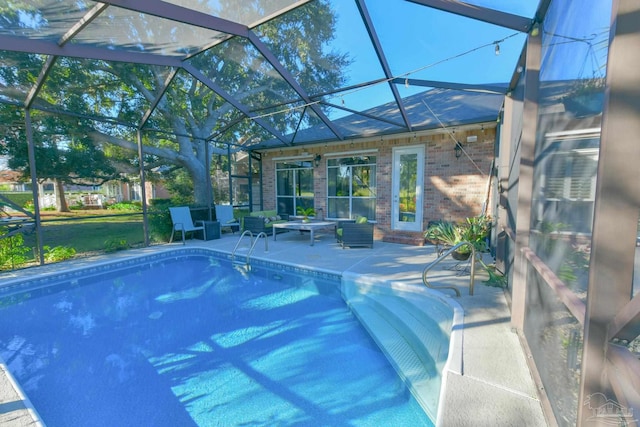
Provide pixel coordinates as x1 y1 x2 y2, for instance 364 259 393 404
248 232 268 260
232 230 253 264
231 230 268 268
422 241 477 297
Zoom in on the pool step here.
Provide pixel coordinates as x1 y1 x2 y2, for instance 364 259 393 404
356 293 449 367
347 292 450 421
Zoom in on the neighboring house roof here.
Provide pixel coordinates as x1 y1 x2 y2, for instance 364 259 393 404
0 169 24 184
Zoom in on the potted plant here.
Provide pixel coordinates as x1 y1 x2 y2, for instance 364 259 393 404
296 206 315 223
461 215 491 252
424 220 459 252
424 216 491 260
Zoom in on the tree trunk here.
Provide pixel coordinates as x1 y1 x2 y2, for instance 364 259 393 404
55 179 70 212
189 159 211 207
88 130 220 208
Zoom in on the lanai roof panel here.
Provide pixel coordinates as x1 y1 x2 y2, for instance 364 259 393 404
0 0 541 150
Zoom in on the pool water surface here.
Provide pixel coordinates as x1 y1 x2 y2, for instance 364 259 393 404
0 254 433 426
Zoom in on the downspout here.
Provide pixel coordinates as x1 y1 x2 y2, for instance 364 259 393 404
481 158 495 216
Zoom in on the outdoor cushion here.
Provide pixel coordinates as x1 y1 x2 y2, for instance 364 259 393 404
243 214 289 235
337 217 368 237
247 210 287 229
263 215 282 224
258 215 287 228
250 210 278 218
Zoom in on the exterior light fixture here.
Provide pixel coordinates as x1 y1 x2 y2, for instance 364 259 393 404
531 23 540 37
455 142 463 158
494 42 500 55
314 154 322 167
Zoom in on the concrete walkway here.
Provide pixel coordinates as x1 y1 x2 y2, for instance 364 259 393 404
0 230 547 426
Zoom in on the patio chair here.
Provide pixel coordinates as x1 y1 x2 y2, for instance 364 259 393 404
337 216 374 248
215 204 240 233
169 206 206 244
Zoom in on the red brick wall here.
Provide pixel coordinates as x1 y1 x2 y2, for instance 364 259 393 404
259 127 495 239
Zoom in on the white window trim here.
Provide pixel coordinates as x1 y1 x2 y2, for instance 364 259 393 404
325 154 377 220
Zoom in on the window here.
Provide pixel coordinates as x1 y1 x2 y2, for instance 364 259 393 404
276 160 314 216
538 138 599 234
545 150 597 201
327 156 376 219
130 183 142 201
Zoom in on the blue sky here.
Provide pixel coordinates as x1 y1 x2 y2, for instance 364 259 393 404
540 0 612 81
322 0 531 115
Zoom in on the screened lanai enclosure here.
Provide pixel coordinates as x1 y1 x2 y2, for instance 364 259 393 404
1 0 640 426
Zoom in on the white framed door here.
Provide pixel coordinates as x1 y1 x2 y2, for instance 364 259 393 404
392 145 424 231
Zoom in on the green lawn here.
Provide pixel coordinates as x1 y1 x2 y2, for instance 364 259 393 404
1 209 179 271
22 212 146 255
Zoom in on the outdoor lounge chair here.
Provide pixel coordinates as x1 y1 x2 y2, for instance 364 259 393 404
215 204 240 233
337 217 374 248
169 206 206 244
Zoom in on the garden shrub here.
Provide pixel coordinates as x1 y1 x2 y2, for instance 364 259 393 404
106 201 142 211
43 245 76 263
0 230 31 270
104 238 130 253
148 199 173 243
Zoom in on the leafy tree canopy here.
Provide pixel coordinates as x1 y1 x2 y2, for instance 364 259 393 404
0 0 349 205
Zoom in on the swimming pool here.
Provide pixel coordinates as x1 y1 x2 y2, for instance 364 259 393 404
0 248 453 426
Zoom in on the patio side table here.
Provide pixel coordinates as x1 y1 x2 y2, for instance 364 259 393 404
196 220 221 240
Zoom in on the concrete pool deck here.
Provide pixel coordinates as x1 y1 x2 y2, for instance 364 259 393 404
0 230 548 426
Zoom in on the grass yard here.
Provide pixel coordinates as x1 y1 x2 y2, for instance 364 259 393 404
22 211 146 256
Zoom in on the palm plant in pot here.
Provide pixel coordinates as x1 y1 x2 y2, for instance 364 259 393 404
424 216 491 260
296 206 315 223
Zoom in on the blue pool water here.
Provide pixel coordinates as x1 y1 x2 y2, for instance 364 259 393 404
0 253 434 426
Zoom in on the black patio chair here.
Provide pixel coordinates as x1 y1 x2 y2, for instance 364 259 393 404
336 217 374 248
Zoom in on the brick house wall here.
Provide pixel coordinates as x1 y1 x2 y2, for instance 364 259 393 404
258 125 495 245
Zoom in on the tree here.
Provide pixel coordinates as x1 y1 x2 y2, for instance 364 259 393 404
0 1 349 206
0 107 122 211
